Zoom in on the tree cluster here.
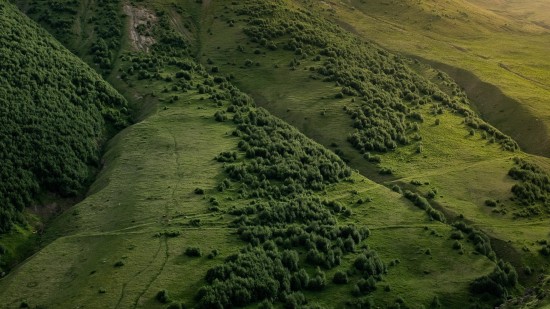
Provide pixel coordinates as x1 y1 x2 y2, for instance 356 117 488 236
402 191 445 222
0 2 129 233
508 157 550 208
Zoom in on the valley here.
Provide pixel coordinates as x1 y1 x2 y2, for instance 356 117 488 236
1 0 550 308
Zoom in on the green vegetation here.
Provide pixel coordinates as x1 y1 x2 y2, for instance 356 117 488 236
509 157 550 207
21 0 124 74
2 0 550 308
470 260 518 303
0 2 128 239
234 0 517 157
329 0 550 156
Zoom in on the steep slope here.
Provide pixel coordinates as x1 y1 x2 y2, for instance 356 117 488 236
0 31 493 309
0 1 129 271
191 0 550 306
324 0 550 157
0 1 503 308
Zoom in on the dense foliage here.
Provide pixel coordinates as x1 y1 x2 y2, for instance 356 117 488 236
508 157 550 207
21 0 123 73
90 0 123 72
21 0 79 44
0 2 129 233
113 31 382 305
470 260 518 299
197 89 381 307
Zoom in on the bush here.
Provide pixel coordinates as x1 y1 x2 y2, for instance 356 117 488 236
307 269 326 291
194 188 205 195
450 231 464 240
391 185 402 194
470 260 517 298
185 247 202 257
332 271 348 284
207 249 219 259
214 111 227 122
452 241 462 250
156 290 170 304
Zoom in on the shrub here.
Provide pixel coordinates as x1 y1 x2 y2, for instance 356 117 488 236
540 245 550 256
114 260 125 267
156 290 170 304
452 241 462 250
470 260 517 298
307 268 326 291
214 111 227 122
207 249 219 259
391 185 402 194
332 271 348 284
185 247 202 257
194 188 205 195
450 231 464 240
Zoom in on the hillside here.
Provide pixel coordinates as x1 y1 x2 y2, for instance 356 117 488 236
1 0 550 308
324 0 550 157
0 1 129 273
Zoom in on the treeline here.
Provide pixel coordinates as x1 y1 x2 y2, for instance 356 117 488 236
90 0 123 72
0 2 129 233
232 0 518 156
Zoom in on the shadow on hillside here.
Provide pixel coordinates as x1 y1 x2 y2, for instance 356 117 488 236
415 56 550 158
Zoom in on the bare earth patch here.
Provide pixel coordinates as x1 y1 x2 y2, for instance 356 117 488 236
123 4 157 52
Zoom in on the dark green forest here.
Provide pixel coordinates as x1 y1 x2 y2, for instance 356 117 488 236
0 1 129 233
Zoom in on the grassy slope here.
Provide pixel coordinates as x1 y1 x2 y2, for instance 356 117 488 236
0 93 493 308
0 1 498 308
468 0 550 27
0 94 241 308
324 0 550 157
194 0 550 302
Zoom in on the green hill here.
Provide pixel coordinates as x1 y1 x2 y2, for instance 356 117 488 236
323 0 550 156
1 0 550 308
0 1 129 272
